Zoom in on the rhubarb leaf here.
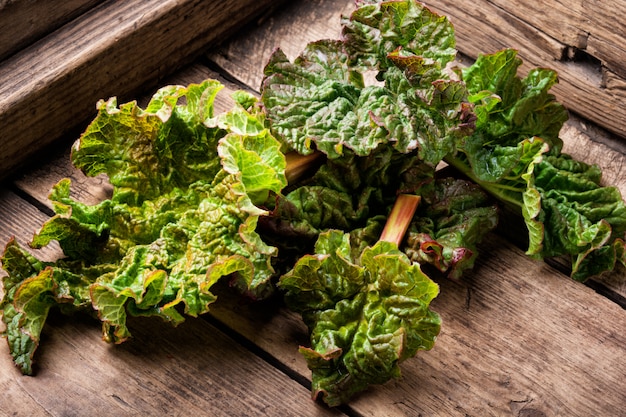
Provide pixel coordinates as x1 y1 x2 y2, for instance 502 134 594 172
261 2 472 166
461 48 567 151
279 230 440 406
0 239 97 374
524 154 626 280
404 178 499 278
447 49 626 280
343 0 457 73
1 81 287 372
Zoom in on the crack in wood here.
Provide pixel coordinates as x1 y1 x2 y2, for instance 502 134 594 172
560 43 604 87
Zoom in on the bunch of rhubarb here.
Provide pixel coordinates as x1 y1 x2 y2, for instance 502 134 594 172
1 0 625 407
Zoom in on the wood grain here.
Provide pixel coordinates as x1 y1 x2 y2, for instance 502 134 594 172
0 311 346 416
0 0 285 181
209 0 356 92
484 0 626 80
0 0 103 61
0 189 61 267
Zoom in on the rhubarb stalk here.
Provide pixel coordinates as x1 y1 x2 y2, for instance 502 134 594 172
379 194 422 246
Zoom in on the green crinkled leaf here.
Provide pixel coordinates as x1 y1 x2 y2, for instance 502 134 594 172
218 128 287 209
343 0 457 72
262 145 436 256
7 268 56 374
523 154 626 281
261 40 377 158
279 230 440 406
72 80 226 205
278 185 375 233
260 25 469 272
382 62 470 164
462 49 567 151
261 13 471 165
446 48 626 281
0 239 95 374
1 81 287 371
90 284 132 343
404 178 499 278
459 135 550 185
30 178 113 262
81 167 280 341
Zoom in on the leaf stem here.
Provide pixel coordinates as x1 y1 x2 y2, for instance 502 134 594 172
444 155 524 211
284 151 325 184
379 194 422 246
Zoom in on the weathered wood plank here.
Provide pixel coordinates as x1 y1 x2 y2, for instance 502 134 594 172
484 0 626 80
0 189 61 266
10 146 112 208
209 0 354 92
0 0 286 181
0 0 104 61
0 310 346 416
207 233 626 416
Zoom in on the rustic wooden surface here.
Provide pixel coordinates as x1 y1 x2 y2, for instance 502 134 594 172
208 235 626 416
0 308 346 417
0 0 104 61
0 0 286 181
1 1 625 416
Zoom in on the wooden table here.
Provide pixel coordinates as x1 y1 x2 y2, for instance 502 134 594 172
1 1 625 415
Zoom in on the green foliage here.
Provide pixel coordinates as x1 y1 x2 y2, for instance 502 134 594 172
279 230 440 406
448 49 626 280
1 0 624 408
261 22 471 165
405 178 499 278
1 82 286 373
